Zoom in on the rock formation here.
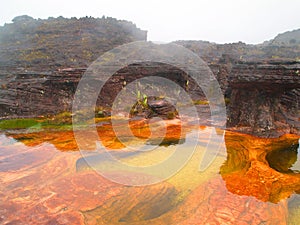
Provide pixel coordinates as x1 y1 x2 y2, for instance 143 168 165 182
176 41 300 137
0 15 300 137
228 61 300 137
0 16 147 117
271 28 300 46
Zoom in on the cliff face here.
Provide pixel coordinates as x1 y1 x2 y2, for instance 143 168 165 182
174 41 300 137
0 16 147 117
228 62 300 137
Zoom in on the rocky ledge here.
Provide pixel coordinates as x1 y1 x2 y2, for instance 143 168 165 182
228 61 300 137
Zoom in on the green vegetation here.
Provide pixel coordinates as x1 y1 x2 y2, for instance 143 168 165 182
19 50 49 61
43 111 72 125
0 110 113 131
0 112 73 131
130 86 150 116
193 99 209 105
136 90 148 108
224 98 231 105
0 118 40 130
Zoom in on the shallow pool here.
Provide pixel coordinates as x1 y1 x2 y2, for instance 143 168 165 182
0 119 299 224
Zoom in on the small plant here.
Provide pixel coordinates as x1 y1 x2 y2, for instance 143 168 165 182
131 82 149 109
185 80 189 91
136 90 148 107
95 106 107 118
129 84 151 117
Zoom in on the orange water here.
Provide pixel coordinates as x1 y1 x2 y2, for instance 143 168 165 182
0 119 299 224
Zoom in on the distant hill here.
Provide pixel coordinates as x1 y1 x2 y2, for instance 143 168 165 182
271 28 300 45
0 15 147 71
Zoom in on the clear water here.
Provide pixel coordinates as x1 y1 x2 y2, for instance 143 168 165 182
0 120 299 224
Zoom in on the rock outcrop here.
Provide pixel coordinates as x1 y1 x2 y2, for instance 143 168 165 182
0 16 147 117
228 61 300 137
271 28 300 46
176 41 300 137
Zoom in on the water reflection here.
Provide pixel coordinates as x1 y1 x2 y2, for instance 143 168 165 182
5 119 189 151
0 121 300 224
221 132 300 203
291 139 300 172
266 139 299 174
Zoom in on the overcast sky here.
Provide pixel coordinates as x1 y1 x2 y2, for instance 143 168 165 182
1 0 300 44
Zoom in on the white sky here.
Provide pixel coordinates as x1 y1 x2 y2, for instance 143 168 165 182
1 0 300 44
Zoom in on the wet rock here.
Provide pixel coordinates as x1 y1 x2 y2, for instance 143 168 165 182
172 177 288 225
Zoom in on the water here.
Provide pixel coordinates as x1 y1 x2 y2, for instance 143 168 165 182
291 139 300 172
266 138 300 174
0 120 299 224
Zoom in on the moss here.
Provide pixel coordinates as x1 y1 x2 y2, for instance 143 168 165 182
95 106 109 118
193 100 209 105
167 111 177 119
0 118 40 130
0 110 113 131
224 98 231 105
19 50 49 61
43 111 73 125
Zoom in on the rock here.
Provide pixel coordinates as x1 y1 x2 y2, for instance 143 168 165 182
147 97 178 119
220 131 300 203
271 28 300 46
227 61 300 137
0 16 147 118
1 16 300 137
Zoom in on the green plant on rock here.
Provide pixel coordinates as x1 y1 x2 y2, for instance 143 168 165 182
131 82 149 109
95 106 107 118
130 91 149 115
136 90 148 108
129 85 150 116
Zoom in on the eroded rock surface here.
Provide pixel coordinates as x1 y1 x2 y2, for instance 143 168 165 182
228 61 300 137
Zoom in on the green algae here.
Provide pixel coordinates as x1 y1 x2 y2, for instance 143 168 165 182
0 118 40 130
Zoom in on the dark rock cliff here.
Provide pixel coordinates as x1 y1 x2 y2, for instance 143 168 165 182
173 41 300 137
228 61 300 137
0 16 147 117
